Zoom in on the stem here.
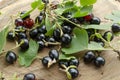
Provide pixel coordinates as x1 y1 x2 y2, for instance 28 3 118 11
0 40 24 56
45 42 61 46
57 15 82 28
56 22 64 37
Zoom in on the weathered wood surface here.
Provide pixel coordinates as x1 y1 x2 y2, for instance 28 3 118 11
0 0 120 80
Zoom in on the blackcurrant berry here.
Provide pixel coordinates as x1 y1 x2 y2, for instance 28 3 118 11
93 35 102 42
6 51 17 64
7 31 15 41
94 56 105 67
58 60 69 69
62 12 72 19
19 39 29 51
37 25 47 34
84 13 94 21
15 26 26 33
42 56 52 67
20 11 30 20
37 41 45 51
49 49 59 60
103 31 114 41
17 32 27 40
69 58 79 67
86 29 95 37
35 16 43 24
111 23 120 33
15 18 24 26
23 18 34 29
29 28 38 39
84 51 95 63
53 28 61 41
61 34 72 45
62 25 72 34
42 0 49 4
47 37 56 42
36 33 46 41
68 68 79 79
90 17 101 25
23 73 36 80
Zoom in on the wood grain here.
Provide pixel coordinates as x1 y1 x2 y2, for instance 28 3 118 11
0 0 120 80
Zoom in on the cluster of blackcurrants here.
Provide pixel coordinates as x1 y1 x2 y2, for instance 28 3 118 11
42 49 59 68
84 51 105 67
58 58 79 79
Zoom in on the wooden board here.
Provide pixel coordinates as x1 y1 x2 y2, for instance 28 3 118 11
0 0 120 80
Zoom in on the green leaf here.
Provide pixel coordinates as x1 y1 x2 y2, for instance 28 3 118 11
45 14 53 31
105 10 120 23
18 39 39 67
88 41 108 50
62 28 88 54
45 24 56 36
21 9 34 19
0 26 9 54
82 24 112 30
59 53 76 60
54 1 75 15
73 5 93 18
31 1 39 9
80 0 97 6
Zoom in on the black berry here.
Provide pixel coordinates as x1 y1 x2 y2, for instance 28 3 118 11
69 58 79 67
15 18 24 26
7 31 15 41
49 49 59 60
84 51 95 63
53 28 61 41
42 56 52 67
29 28 38 39
42 0 49 4
62 25 72 34
19 39 29 51
58 60 69 69
94 56 105 67
6 51 17 64
111 23 120 33
36 33 46 41
37 25 47 34
35 16 43 24
37 41 45 51
61 34 72 45
103 31 114 41
90 17 101 25
68 68 79 79
17 32 27 40
23 73 36 80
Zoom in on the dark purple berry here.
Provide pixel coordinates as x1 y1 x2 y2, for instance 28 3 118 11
94 56 105 67
7 31 15 41
68 68 79 79
37 25 47 34
37 41 45 51
49 49 59 60
36 33 46 41
35 16 43 24
6 51 17 64
15 18 24 26
84 51 95 63
58 60 69 69
69 58 79 67
19 39 29 51
90 17 101 25
61 34 72 45
29 28 38 39
111 23 120 33
42 56 52 67
23 73 36 80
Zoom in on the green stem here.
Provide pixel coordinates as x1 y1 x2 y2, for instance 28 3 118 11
57 15 82 29
0 40 24 56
